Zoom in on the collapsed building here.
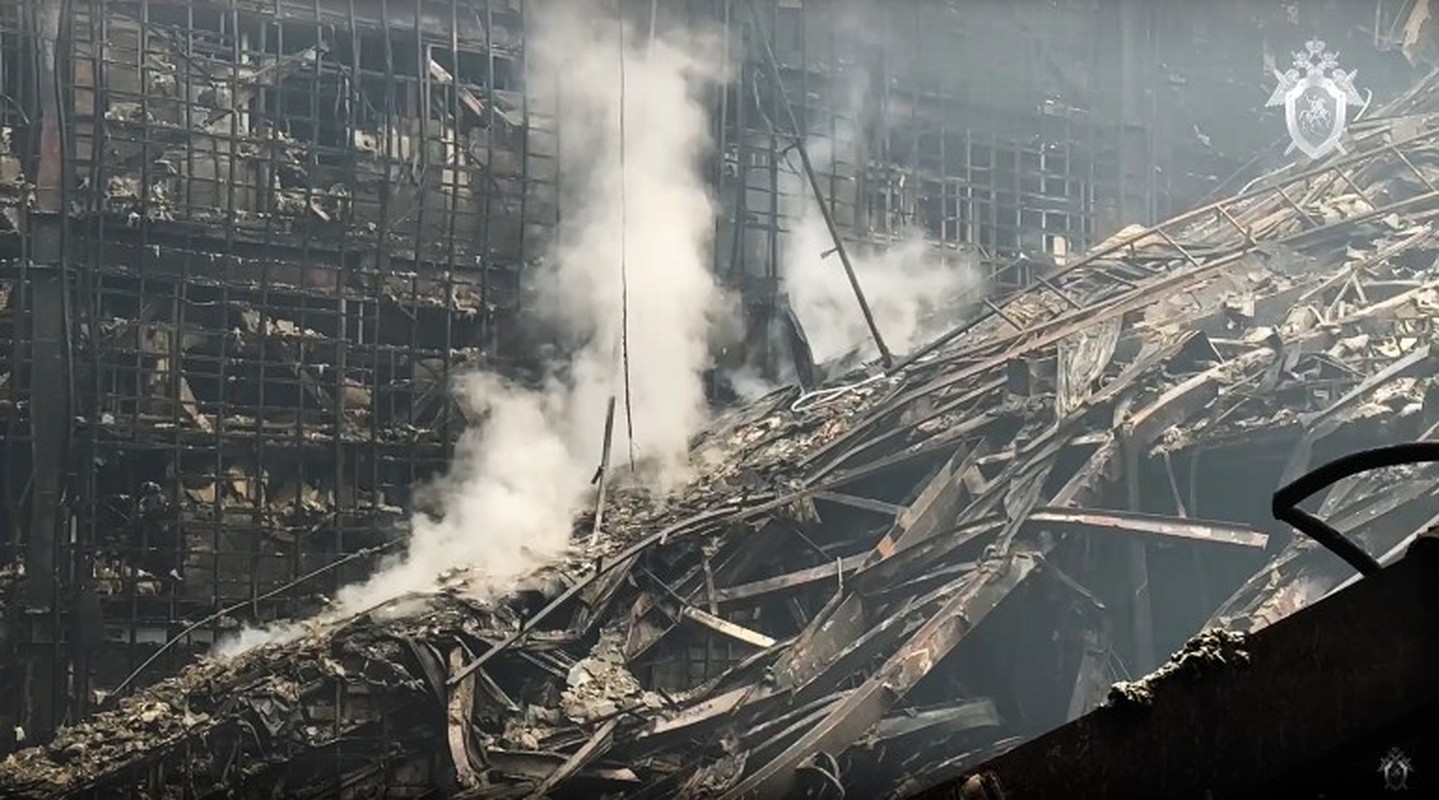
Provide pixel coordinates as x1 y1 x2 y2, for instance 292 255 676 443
4 0 1439 797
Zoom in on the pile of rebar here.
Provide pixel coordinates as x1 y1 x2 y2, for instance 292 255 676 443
10 67 1439 800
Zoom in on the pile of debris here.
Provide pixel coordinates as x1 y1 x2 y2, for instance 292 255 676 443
10 72 1439 800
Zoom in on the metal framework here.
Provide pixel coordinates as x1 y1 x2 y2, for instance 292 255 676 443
0 0 550 741
6 14 1439 798
0 0 1154 753
724 0 1133 373
7 78 1439 792
915 534 1439 800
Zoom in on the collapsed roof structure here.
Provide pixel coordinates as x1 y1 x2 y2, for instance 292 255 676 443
1 0 1149 737
8 48 1439 798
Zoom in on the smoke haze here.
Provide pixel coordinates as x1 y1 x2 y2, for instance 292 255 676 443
216 6 728 655
783 216 984 364
780 69 984 365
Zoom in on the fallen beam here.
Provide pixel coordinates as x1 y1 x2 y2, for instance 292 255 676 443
679 605 778 649
1026 507 1269 549
724 548 1044 799
714 553 868 604
912 536 1439 800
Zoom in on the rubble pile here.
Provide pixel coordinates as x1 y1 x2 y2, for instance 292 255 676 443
10 65 1439 800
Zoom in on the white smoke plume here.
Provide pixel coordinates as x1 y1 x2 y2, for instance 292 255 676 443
781 69 984 365
215 7 728 655
783 213 983 364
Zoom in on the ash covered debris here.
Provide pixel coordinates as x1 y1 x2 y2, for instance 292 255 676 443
1107 629 1250 708
13 62 1439 797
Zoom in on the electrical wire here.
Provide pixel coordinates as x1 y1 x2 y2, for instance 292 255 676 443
1270 442 1439 577
1355 87 1375 122
618 2 637 471
797 752 846 799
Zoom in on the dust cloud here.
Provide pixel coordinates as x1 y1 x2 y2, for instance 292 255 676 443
215 7 728 655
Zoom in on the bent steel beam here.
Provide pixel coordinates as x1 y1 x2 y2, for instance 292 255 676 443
909 536 1439 800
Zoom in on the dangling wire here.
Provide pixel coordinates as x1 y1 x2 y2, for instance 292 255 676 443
618 0 637 471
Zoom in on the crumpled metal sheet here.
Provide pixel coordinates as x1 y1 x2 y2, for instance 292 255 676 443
1056 319 1123 419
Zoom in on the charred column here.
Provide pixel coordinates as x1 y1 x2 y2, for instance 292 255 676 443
19 0 72 744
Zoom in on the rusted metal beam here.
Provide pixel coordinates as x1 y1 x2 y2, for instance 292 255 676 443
803 378 1005 485
527 718 618 799
1280 342 1434 484
722 549 1044 799
446 649 483 791
1121 348 1276 446
869 699 1002 745
914 538 1439 800
866 187 1439 437
744 0 892 367
715 553 867 604
1066 626 1114 722
450 507 736 686
589 396 618 546
774 441 983 691
867 442 986 567
812 490 905 518
678 606 777 649
1027 507 1269 549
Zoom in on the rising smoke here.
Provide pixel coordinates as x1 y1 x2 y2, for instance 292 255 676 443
780 68 984 366
215 6 729 655
783 209 983 364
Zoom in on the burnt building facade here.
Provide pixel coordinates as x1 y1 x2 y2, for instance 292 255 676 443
0 0 1424 753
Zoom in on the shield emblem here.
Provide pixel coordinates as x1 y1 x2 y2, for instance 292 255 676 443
1284 74 1347 159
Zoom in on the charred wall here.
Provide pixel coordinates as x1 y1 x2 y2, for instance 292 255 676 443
0 0 552 748
3 0 1405 755
720 0 1141 371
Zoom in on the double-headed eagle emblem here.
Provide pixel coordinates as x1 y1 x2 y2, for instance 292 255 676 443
1266 40 1366 159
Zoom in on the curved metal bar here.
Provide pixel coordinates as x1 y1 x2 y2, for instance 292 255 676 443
1270 442 1439 576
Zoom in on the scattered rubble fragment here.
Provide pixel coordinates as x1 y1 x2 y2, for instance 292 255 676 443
560 632 663 724
1107 629 1250 708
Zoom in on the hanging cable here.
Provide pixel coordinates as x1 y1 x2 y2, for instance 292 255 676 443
648 0 659 58
618 0 637 471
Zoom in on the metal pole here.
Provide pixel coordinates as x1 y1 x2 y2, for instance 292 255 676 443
744 0 893 369
590 396 618 547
